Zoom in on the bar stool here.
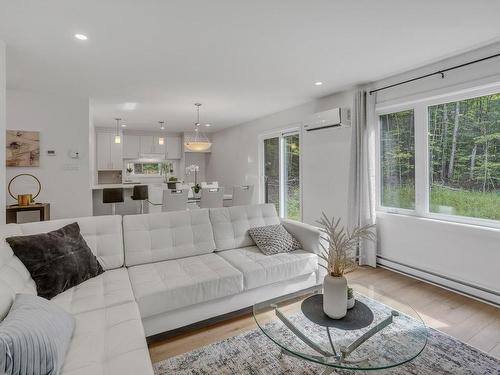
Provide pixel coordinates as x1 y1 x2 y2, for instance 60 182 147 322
102 188 124 215
131 185 149 214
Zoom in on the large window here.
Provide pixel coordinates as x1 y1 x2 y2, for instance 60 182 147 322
377 85 500 226
262 131 301 220
379 110 415 209
429 93 500 220
126 162 162 175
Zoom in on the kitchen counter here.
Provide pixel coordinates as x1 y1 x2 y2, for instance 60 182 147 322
92 183 233 216
92 183 145 190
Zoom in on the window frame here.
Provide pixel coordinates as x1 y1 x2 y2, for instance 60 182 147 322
375 81 500 229
258 127 302 220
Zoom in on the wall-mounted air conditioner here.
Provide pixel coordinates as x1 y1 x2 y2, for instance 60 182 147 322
303 107 351 132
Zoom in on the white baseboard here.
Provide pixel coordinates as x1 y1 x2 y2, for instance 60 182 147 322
377 256 500 307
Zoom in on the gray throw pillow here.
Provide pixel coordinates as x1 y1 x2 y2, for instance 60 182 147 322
248 224 301 255
6 222 104 300
0 294 75 375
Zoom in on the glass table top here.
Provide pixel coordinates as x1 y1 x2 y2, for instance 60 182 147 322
253 288 428 371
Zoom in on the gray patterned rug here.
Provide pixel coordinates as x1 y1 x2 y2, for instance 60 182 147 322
154 305 500 375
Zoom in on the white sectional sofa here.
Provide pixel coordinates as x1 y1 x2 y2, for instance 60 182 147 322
0 204 322 374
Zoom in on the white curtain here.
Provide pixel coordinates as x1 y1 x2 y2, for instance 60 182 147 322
348 89 377 267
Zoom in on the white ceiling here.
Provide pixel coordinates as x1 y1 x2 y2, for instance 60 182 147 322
1 0 500 131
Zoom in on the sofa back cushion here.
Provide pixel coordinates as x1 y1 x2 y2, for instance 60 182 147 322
209 204 280 251
0 215 123 322
19 216 124 270
123 209 216 266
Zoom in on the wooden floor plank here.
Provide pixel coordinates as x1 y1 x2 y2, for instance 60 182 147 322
148 267 500 363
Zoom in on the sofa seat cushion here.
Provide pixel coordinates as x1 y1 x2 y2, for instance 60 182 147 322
61 302 153 375
217 246 318 290
51 268 135 315
128 254 244 318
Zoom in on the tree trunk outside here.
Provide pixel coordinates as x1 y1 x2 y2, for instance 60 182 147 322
441 104 449 183
448 102 460 179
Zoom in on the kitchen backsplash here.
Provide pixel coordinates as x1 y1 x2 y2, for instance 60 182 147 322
97 170 122 184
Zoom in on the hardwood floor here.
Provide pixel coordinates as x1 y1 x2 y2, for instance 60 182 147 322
148 267 500 363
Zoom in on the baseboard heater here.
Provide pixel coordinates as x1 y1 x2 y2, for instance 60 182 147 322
377 256 500 307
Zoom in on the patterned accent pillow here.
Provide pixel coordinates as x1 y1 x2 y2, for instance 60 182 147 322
248 224 301 255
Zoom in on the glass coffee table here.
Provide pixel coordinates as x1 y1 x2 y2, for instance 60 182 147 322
253 288 428 373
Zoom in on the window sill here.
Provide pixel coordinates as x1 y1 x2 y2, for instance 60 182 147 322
376 209 500 231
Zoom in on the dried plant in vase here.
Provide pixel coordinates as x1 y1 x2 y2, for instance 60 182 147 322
317 213 375 319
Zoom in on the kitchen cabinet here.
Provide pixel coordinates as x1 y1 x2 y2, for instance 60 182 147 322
123 135 140 159
153 136 166 154
139 135 155 154
97 132 123 170
166 136 182 159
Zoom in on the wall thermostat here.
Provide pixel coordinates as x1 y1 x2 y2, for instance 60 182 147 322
69 150 80 159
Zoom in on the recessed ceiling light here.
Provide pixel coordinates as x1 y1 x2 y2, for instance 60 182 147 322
121 102 137 111
205 123 211 127
74 33 88 41
314 81 323 86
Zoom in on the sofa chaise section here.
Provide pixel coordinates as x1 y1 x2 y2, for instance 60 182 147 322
0 216 154 375
60 301 151 375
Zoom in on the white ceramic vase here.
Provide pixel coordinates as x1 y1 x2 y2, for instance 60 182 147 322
323 275 347 319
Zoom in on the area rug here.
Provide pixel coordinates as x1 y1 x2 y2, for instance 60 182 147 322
154 299 500 375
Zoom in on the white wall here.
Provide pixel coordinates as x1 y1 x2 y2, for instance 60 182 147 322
0 41 5 223
207 90 353 226
374 42 500 302
6 90 92 220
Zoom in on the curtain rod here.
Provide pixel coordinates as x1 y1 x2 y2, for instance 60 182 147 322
369 52 500 95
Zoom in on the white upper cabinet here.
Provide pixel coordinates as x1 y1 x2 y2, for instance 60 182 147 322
108 133 181 161
166 136 182 159
152 136 166 154
123 134 140 159
97 132 123 170
139 135 155 154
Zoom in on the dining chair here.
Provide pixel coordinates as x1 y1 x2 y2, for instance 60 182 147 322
232 185 254 206
162 189 189 212
199 187 224 208
179 183 194 198
201 181 219 189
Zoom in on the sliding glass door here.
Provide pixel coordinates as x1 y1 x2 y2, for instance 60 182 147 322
262 131 301 219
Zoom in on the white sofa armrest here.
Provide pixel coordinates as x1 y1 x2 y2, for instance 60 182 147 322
281 219 327 284
280 219 321 254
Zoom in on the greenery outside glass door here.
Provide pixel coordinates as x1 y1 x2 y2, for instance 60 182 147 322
263 131 301 220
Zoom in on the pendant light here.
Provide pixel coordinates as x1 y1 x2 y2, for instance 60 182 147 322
158 121 165 145
184 103 212 152
114 118 121 144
